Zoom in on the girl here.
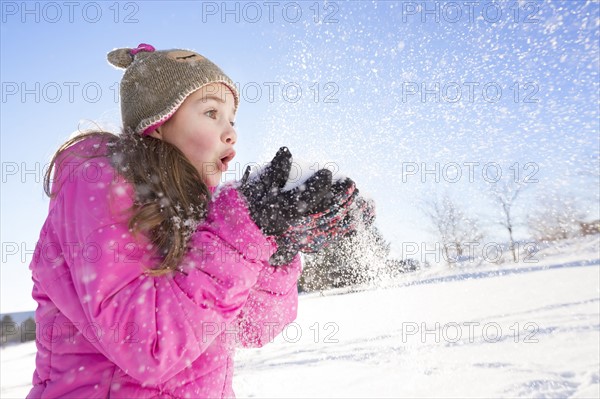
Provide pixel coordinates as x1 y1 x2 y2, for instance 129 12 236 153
27 44 370 398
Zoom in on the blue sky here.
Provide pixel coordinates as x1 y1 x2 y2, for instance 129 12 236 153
2 0 599 312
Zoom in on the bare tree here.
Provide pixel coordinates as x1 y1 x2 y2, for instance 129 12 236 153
577 156 600 224
490 181 527 262
528 194 586 242
422 195 484 266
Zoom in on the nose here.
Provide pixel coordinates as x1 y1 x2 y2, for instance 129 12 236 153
222 124 237 145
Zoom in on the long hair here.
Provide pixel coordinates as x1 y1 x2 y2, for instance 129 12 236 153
44 129 210 276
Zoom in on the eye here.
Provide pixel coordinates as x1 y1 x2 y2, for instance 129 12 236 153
205 109 217 119
230 121 236 127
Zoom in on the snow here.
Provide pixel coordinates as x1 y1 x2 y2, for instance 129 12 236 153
2 236 599 398
233 237 599 398
0 342 36 398
283 156 347 192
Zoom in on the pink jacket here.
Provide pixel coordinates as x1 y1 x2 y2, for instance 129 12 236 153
27 137 301 398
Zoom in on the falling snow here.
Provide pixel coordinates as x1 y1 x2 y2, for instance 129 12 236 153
256 0 599 254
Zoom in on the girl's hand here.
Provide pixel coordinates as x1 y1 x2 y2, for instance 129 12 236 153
239 147 334 236
269 179 376 266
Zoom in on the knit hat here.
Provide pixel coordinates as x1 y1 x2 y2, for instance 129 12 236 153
107 43 239 135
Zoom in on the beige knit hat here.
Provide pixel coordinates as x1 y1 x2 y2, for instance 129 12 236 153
107 43 239 135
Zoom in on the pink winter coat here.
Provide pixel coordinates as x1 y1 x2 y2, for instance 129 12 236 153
27 137 301 398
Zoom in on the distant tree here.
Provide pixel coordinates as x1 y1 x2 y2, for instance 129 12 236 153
490 181 527 262
422 195 484 266
528 195 587 242
1 314 14 325
577 157 600 228
578 220 600 236
1 315 18 346
21 317 37 343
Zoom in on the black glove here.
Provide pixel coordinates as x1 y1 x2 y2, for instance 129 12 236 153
239 147 334 236
269 178 376 266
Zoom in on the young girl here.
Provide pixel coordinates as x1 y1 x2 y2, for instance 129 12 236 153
27 43 371 398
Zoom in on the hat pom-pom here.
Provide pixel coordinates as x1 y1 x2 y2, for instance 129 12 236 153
107 48 134 69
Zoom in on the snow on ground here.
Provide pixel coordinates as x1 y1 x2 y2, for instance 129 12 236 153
0 341 36 398
234 236 600 398
2 236 599 398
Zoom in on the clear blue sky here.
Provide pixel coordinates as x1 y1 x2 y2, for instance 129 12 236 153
2 1 599 312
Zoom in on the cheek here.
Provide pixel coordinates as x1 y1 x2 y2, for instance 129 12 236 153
171 132 210 158
185 136 215 160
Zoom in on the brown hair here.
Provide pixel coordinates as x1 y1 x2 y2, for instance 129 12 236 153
44 129 210 276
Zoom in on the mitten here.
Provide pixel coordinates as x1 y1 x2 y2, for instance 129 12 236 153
269 179 376 266
239 147 334 236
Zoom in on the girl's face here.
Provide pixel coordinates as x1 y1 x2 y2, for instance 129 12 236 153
150 83 237 187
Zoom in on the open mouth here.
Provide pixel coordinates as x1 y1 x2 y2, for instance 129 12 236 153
219 150 236 172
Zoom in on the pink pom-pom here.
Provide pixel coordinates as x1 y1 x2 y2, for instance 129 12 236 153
130 43 155 55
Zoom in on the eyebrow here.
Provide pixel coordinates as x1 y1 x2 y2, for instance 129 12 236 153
195 94 236 106
199 95 226 103
194 95 235 114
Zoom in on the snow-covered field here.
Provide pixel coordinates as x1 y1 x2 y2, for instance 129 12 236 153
2 237 599 398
